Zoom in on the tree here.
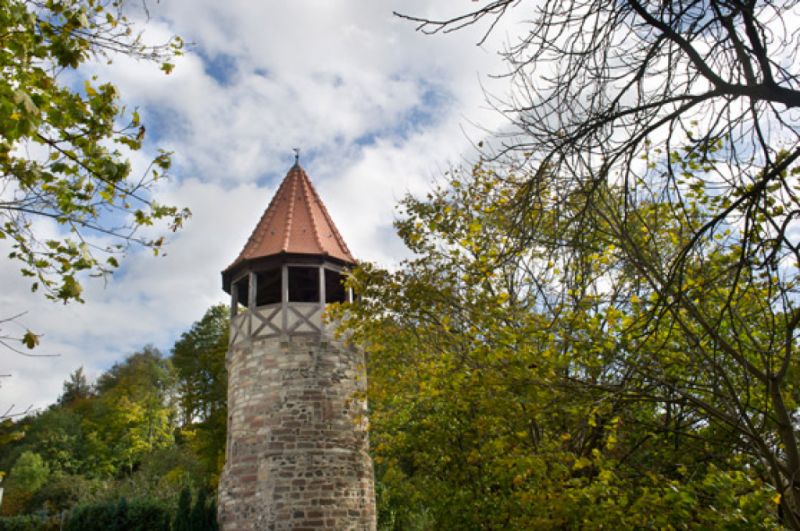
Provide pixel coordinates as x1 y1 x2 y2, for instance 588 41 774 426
0 0 190 304
336 164 781 528
397 1 799 328
9 450 48 493
59 366 94 406
171 305 228 425
0 314 231 519
113 496 128 530
85 347 176 475
12 406 87 476
189 487 217 531
171 305 228 486
1 450 50 515
173 485 191 531
583 155 800 527
392 2 800 527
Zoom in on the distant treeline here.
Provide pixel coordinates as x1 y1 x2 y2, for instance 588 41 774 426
0 305 228 528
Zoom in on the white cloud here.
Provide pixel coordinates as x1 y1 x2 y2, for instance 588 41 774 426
0 1 516 410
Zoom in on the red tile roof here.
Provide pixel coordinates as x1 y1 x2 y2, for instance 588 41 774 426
228 164 355 268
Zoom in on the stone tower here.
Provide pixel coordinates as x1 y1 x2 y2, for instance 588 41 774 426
217 162 376 530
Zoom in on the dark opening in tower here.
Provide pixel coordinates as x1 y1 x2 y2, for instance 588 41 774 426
256 267 281 306
325 269 346 303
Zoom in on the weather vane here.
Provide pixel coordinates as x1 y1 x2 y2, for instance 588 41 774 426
293 147 300 165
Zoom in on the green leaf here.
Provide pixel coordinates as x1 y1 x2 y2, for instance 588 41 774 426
22 330 40 349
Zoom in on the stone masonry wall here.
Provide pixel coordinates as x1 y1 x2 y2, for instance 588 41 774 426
218 331 376 530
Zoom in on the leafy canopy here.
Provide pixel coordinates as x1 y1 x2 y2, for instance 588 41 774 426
335 156 785 529
0 0 189 304
384 2 800 527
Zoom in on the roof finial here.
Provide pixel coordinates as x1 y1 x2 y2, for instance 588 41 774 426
292 147 300 166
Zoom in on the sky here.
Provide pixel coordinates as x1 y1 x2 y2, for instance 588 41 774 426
0 2 519 411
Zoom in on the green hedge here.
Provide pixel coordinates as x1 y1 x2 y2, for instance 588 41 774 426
1 489 217 531
65 497 171 531
0 514 59 531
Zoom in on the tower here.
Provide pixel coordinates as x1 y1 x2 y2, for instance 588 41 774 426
217 162 376 530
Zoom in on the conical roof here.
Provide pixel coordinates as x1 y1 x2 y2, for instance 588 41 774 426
227 163 355 270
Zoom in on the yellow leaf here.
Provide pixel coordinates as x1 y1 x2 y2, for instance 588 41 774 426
22 330 39 349
573 457 592 470
84 80 97 97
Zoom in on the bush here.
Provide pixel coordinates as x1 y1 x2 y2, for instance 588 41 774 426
173 486 191 531
174 486 218 531
0 489 33 517
0 514 59 531
191 489 219 531
8 453 49 494
65 497 171 531
29 474 104 514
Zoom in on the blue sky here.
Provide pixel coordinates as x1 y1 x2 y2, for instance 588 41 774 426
0 1 515 410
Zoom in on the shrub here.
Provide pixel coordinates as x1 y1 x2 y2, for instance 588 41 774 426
0 514 59 531
8 453 49 494
29 474 104 514
173 486 191 531
65 497 170 531
190 488 219 531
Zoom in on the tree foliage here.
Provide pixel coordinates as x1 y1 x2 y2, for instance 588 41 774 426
64 496 171 531
8 450 48 493
86 347 176 475
58 366 93 406
171 305 227 424
0 0 190 304
376 1 800 528
0 307 228 521
398 0 800 348
171 304 228 486
336 157 787 528
173 485 191 531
